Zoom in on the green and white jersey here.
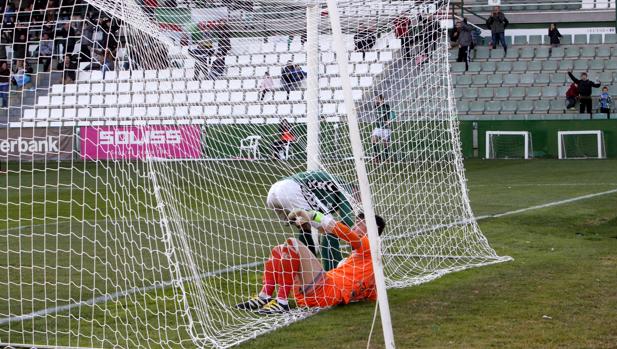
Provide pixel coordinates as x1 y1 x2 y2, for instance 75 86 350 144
288 171 355 227
375 102 395 129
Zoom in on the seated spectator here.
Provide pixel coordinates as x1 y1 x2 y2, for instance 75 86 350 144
271 119 295 160
208 54 225 80
354 24 376 59
55 22 78 55
37 32 54 72
101 50 114 78
259 72 275 101
0 61 9 107
56 54 78 84
568 71 601 118
599 86 612 119
548 23 562 47
189 40 214 80
11 60 34 91
292 64 307 88
565 82 578 110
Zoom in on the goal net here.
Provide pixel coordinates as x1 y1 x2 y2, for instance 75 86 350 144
558 130 606 159
486 131 533 159
0 0 510 347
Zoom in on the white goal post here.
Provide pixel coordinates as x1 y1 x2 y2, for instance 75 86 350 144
485 131 533 159
558 130 606 159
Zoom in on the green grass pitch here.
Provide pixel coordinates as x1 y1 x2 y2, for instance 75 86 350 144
1 159 616 348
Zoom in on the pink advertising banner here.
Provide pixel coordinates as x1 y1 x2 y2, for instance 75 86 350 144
81 125 202 160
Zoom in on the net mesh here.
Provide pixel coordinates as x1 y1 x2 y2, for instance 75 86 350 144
0 0 510 347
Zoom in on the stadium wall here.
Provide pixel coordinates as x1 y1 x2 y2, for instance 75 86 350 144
459 120 617 159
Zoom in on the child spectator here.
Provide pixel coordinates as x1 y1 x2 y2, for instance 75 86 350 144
12 60 34 91
548 23 562 47
565 82 578 110
599 86 612 119
258 72 274 101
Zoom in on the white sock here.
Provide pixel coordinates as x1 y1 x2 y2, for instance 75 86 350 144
276 298 288 306
258 292 270 300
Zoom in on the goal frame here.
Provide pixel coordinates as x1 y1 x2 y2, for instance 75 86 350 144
485 131 533 160
557 130 606 159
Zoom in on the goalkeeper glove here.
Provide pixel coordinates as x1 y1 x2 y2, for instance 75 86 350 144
287 209 325 226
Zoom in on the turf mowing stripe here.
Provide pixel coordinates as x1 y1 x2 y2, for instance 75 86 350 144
476 188 617 220
0 261 262 325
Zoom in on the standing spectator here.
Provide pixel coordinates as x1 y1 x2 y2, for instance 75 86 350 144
56 54 78 84
215 21 232 57
280 60 295 99
548 23 562 47
101 50 114 78
12 25 28 60
208 54 225 80
565 82 578 110
568 71 601 118
371 94 396 163
454 19 473 71
189 40 214 80
354 24 376 59
394 16 411 60
258 72 274 101
0 61 9 107
599 86 612 119
486 6 509 53
37 32 54 72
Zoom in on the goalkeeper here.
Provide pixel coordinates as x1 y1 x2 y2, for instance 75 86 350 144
236 210 386 314
266 171 355 271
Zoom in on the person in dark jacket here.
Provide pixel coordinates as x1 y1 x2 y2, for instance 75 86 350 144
281 60 295 99
454 19 473 71
568 71 601 118
0 61 10 107
189 41 214 80
208 54 225 80
548 23 562 47
354 24 376 59
486 6 509 53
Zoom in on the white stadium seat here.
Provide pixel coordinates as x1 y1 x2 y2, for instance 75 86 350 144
320 90 333 100
360 76 372 87
64 108 77 118
77 95 89 105
186 80 200 90
243 79 256 89
146 94 158 104
159 93 173 104
364 51 378 61
51 96 63 105
292 103 306 115
214 80 227 89
64 84 77 93
24 109 36 119
119 107 132 117
158 70 171 79
190 105 204 116
241 67 254 77
274 91 287 101
216 92 230 103
229 80 242 89
105 107 119 118
349 52 363 63
265 54 278 64
322 103 336 114
370 63 384 74
159 81 172 91
133 107 147 117
132 94 145 104
146 106 160 117
262 104 276 115
172 81 185 91
37 109 50 119
104 83 117 93
252 55 264 65
175 106 189 117
277 104 291 115
355 64 369 75
218 105 232 116
51 108 63 119
171 69 184 79
238 55 251 65
275 42 287 52
104 94 118 105
52 85 64 94
118 94 131 105
173 93 187 103
190 92 204 102
245 92 258 102
379 51 393 62
289 91 302 101
91 107 105 118
202 80 214 90
230 92 244 103
132 81 144 91
161 106 175 117
232 105 246 116
204 105 217 115
90 95 103 105
144 70 157 79
247 104 261 115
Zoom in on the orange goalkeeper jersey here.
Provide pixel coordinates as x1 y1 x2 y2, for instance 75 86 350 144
296 222 377 308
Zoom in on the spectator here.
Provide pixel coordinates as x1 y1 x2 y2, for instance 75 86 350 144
271 118 295 160
37 32 54 72
189 40 214 80
486 6 509 53
11 60 34 91
56 54 78 84
208 54 225 80
292 64 307 88
371 94 396 163
599 86 612 119
548 23 562 47
280 60 295 99
394 15 411 60
565 82 578 110
258 72 275 101
55 22 78 55
216 21 231 57
418 14 440 58
454 19 473 71
101 50 114 78
354 24 376 59
12 24 28 60
0 61 9 107
568 71 601 118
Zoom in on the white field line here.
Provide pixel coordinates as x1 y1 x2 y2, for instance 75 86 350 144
0 261 262 326
475 188 617 220
2 187 616 326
